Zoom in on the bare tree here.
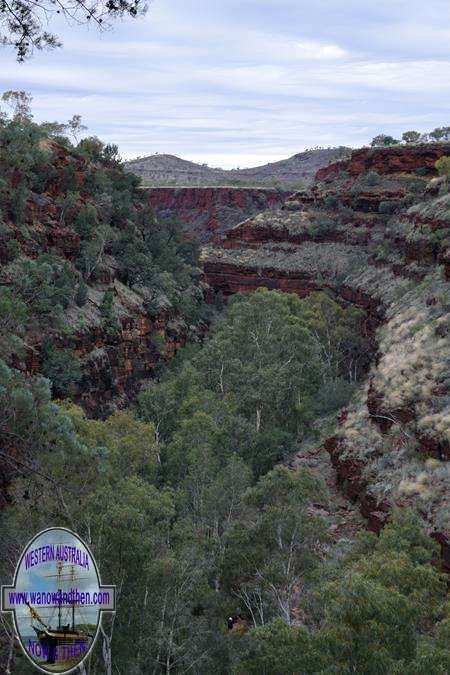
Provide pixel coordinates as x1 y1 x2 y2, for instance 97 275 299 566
67 114 87 142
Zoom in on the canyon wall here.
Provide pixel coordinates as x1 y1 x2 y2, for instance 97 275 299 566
145 186 292 243
316 143 450 182
201 143 450 563
2 138 448 559
0 142 204 418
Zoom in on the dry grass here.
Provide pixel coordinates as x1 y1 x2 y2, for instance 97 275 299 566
204 177 449 533
337 264 449 531
408 191 450 223
202 241 368 281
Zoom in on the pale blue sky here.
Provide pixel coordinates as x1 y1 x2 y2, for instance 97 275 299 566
1 0 450 167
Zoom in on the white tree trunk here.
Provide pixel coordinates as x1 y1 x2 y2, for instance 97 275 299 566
256 406 261 432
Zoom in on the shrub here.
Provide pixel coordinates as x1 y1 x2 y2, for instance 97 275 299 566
151 333 166 357
9 184 29 224
8 256 77 328
401 193 417 208
379 200 399 215
5 238 20 260
214 290 224 312
100 288 120 336
402 130 421 144
41 343 82 397
313 378 356 414
75 280 88 307
0 286 27 360
74 203 98 239
76 136 105 162
429 127 450 142
324 194 339 209
435 156 450 178
60 162 79 193
429 228 449 253
374 241 391 262
309 215 337 237
365 170 381 186
144 296 162 318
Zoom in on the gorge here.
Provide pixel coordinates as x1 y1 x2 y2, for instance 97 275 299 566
1 122 449 673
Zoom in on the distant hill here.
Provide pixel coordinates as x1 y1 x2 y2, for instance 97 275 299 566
124 147 351 188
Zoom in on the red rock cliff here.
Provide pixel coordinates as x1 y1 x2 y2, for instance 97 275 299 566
145 186 292 243
316 143 450 182
201 144 450 562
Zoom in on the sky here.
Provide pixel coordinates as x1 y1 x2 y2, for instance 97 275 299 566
1 0 450 168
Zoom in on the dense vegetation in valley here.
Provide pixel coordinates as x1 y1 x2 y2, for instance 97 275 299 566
0 97 449 674
2 290 449 674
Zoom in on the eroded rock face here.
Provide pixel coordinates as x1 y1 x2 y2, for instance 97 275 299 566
442 248 450 280
201 144 450 563
23 309 187 418
316 143 450 182
203 259 328 297
145 186 292 243
2 139 449 558
325 434 391 533
0 142 200 418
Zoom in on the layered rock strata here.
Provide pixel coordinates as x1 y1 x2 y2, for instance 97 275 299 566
202 144 450 563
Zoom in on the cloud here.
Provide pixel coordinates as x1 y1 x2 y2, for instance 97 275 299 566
0 0 449 166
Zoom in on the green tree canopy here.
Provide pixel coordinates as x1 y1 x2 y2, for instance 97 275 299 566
195 288 322 435
371 134 401 147
402 130 421 144
435 156 450 178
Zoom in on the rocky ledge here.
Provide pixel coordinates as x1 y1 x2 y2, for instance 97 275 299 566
201 144 450 566
316 143 450 182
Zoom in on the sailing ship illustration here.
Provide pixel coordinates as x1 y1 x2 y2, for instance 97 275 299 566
25 559 95 669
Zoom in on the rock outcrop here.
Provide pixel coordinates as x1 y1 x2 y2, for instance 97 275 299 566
201 143 450 563
0 142 205 418
23 286 189 418
316 143 450 182
146 186 292 243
